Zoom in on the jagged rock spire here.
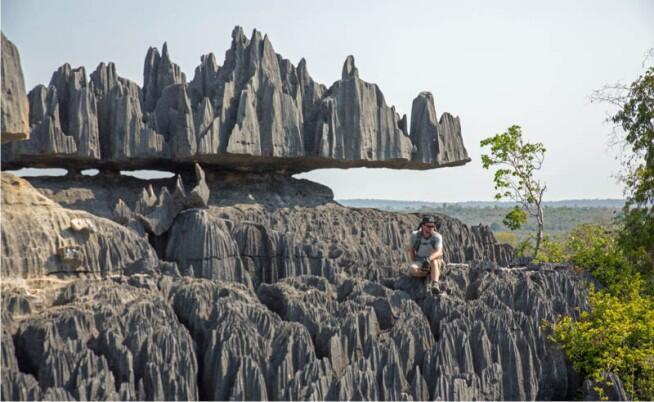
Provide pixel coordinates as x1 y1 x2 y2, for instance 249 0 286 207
342 55 359 79
143 42 186 112
1 33 30 143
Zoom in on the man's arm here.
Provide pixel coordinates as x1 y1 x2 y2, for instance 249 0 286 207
428 235 444 261
407 246 416 261
407 233 417 261
428 247 443 261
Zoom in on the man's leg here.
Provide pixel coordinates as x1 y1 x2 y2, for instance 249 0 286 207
429 258 444 283
408 263 428 277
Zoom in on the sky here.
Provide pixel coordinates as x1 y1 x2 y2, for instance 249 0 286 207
2 0 652 201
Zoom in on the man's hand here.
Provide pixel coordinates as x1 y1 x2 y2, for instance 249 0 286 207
420 260 431 272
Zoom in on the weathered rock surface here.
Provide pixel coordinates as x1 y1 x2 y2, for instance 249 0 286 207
1 174 158 279
1 256 589 400
2 279 198 401
411 92 469 165
2 26 469 172
143 43 186 113
25 172 514 275
1 33 30 143
0 27 601 398
115 163 210 236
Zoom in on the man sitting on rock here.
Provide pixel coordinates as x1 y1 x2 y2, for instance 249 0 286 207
407 215 446 294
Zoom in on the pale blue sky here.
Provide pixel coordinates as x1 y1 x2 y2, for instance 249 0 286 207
2 0 652 201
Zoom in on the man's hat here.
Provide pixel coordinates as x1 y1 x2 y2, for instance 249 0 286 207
420 215 436 225
419 215 441 230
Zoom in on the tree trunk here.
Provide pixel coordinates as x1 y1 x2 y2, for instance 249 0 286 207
534 206 544 257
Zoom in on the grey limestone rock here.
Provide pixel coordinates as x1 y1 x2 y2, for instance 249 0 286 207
108 164 210 236
18 85 77 156
143 42 186 113
186 163 210 208
312 55 414 164
415 262 588 401
410 92 469 165
212 202 515 279
2 26 470 173
193 96 221 154
252 263 589 401
3 64 101 166
24 172 514 280
167 278 316 400
153 83 196 157
0 173 158 279
4 280 198 401
90 62 165 161
165 210 248 283
216 28 305 159
1 33 29 143
438 112 469 165
47 64 100 159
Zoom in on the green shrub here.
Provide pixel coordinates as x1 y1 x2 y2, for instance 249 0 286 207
565 225 637 292
544 223 654 400
534 235 567 263
549 281 654 400
494 231 517 247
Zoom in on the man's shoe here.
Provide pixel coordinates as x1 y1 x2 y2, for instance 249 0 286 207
429 281 441 294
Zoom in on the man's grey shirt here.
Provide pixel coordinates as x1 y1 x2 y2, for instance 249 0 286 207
409 231 443 261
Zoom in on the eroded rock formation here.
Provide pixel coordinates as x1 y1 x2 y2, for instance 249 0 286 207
2 26 469 172
0 172 597 401
1 33 30 143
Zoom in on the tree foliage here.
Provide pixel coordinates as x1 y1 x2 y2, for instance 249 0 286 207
502 206 527 230
593 63 654 277
480 125 547 255
612 66 654 207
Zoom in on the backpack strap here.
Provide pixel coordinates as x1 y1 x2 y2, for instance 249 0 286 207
413 234 422 253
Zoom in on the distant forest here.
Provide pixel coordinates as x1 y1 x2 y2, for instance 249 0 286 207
338 199 622 245
339 198 625 209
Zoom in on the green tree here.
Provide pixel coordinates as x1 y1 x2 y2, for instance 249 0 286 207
480 125 547 255
502 206 527 230
593 60 654 282
546 54 654 401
